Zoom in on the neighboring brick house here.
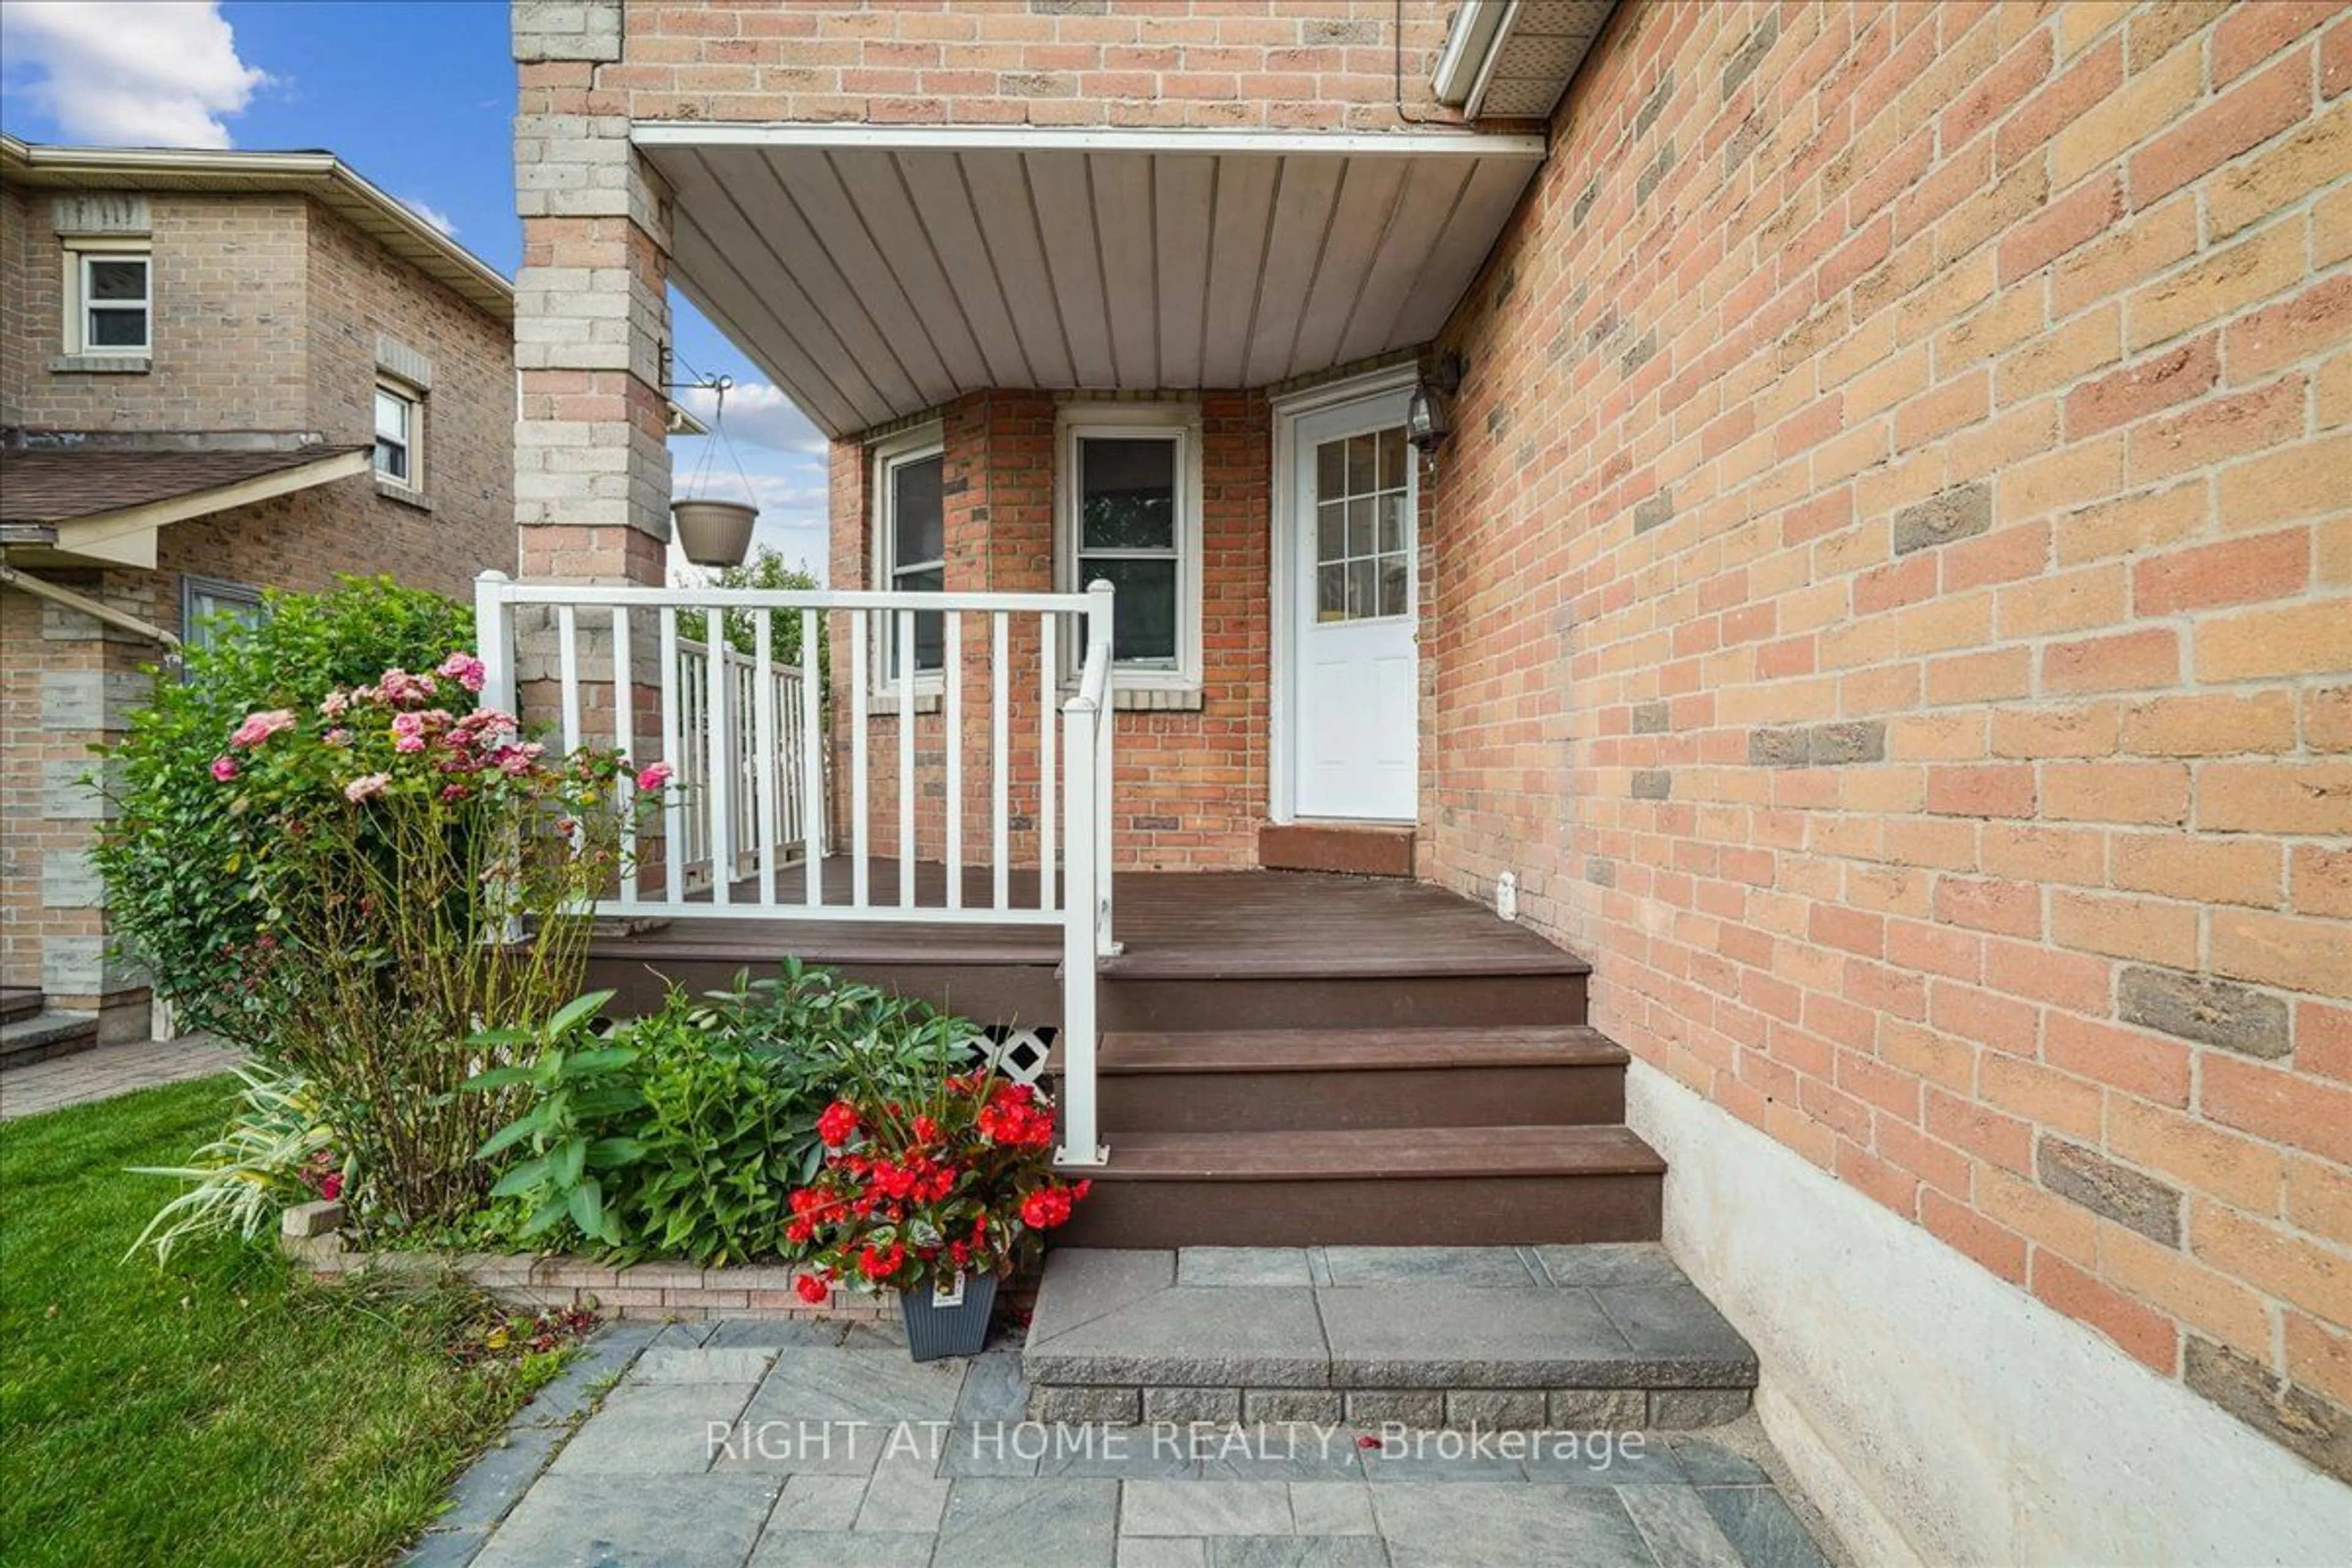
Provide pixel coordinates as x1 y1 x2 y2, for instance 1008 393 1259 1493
1 134 516 1049
507 1 2351 1555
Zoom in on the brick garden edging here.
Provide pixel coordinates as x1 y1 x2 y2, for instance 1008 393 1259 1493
279 1199 894 1324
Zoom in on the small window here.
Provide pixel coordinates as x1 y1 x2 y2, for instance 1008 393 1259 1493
1058 408 1201 689
1313 426 1412 623
873 431 944 680
374 380 421 488
181 576 265 658
66 246 150 354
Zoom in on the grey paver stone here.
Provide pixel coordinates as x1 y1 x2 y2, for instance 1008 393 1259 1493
1025 1286 1331 1387
1651 1389 1754 1428
1371 1483 1656 1567
1212 1539 1390 1567
1286 1482 1378 1536
1146 1385 1243 1423
1194 1424 1368 1482
1443 1390 1547 1428
750 1531 938 1567
1667 1435 1771 1487
630 1346 778 1383
1120 1540 1210 1568
710 1414 889 1476
1551 1389 1648 1428
1035 1424 1199 1479
1122 1480 1294 1537
399 1526 488 1568
1533 1243 1687 1287
933 1477 1118 1567
1321 1247 1539 1287
1701 1484 1834 1568
1034 1384 1145 1424
543 1381 755 1474
744 1348 967 1423
1592 1285 1757 1371
432 1425 565 1529
1023 1248 1175 1342
855 1450 954 1532
706 1317 848 1349
470 1472 778 1568
951 1349 1029 1423
1318 1286 1633 1387
1180 1247 1315 1286
1245 1389 1343 1425
1622 1486 1746 1567
1519 1431 1688 1486
771 1471 870 1531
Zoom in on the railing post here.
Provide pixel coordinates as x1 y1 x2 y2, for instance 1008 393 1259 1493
1085 578 1118 956
472 571 520 941
473 570 516 719
1057 685 1106 1167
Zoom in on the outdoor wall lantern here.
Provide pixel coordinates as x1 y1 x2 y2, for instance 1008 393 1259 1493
1406 352 1465 454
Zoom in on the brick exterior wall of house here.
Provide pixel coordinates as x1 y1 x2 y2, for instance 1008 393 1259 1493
0 183 514 1028
1426 0 2351 1476
591 0 1455 131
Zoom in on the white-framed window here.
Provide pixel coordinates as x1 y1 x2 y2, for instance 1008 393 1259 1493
871 423 946 684
374 378 422 489
1057 404 1202 690
63 242 151 355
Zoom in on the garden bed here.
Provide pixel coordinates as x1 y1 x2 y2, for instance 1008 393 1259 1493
281 1202 1042 1326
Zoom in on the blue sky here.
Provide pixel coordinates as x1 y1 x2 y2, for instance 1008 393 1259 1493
0 0 831 578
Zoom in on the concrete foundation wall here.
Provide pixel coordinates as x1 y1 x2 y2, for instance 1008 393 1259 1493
1631 1060 2352 1565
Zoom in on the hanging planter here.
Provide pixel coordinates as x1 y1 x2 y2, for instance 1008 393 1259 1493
670 371 761 568
900 1270 1001 1362
671 498 757 568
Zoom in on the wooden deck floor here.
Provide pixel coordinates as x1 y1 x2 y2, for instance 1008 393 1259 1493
590 859 1588 980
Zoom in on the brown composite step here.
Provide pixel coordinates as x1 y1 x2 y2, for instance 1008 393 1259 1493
1054 1125 1664 1249
1053 1026 1629 1132
1257 821 1415 878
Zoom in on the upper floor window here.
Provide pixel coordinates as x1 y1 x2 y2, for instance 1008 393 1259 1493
181 576 266 665
1058 405 1202 690
873 426 944 682
65 243 150 355
374 379 422 489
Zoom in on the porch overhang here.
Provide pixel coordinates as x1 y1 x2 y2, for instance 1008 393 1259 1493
633 124 1548 439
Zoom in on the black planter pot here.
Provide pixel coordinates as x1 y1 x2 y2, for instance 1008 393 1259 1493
899 1271 1000 1362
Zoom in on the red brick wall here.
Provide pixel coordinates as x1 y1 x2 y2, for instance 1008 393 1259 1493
829 390 1273 873
600 0 1456 130
1431 0 2351 1472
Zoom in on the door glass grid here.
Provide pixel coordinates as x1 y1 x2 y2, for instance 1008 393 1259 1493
1313 426 1409 622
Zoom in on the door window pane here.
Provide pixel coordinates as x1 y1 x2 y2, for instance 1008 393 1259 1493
1310 427 1412 624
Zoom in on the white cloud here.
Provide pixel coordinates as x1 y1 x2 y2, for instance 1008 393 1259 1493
677 380 829 456
398 197 458 237
0 1 267 149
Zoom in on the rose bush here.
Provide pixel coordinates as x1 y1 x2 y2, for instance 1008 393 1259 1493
187 654 662 1235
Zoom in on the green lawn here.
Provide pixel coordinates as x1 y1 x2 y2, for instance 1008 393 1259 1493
1 1076 564 1568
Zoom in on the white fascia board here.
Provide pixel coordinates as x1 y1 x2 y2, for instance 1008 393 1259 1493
631 122 1546 162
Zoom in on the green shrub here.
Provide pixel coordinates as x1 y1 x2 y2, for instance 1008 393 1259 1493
464 963 978 1265
90 576 473 1044
126 1062 338 1262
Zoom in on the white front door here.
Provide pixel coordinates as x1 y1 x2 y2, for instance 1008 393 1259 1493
1289 390 1418 821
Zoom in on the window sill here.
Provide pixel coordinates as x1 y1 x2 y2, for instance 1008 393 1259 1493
867 692 944 717
375 481 433 512
50 353 149 374
1110 685 1204 712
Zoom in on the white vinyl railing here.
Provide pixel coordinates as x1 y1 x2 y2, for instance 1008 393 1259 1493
472 571 1116 1164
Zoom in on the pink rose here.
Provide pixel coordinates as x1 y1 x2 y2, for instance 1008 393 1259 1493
229 709 296 748
343 772 391 803
635 761 674 792
323 728 352 747
436 651 487 693
440 782 472 803
210 755 239 783
320 690 350 718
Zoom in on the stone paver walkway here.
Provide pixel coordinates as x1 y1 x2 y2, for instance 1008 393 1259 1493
412 1318 1840 1567
0 1034 242 1120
